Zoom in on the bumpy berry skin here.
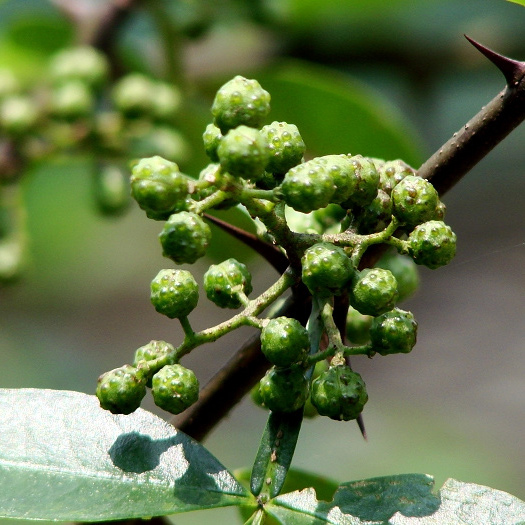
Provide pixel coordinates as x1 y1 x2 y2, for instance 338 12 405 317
340 155 380 208
378 159 416 195
311 365 368 421
217 125 269 179
407 220 457 269
350 268 398 316
259 366 310 413
50 80 94 120
346 306 373 344
159 211 211 264
355 189 392 234
391 175 439 228
131 156 189 220
211 75 270 133
370 307 417 355
151 364 199 414
150 269 199 319
96 365 147 415
260 121 305 176
280 160 335 213
112 73 155 117
301 242 354 297
202 123 222 162
133 340 175 366
203 258 253 309
260 317 309 368
311 154 358 204
375 252 419 303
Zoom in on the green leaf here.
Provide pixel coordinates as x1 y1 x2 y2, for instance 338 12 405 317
264 474 525 524
250 409 304 499
0 389 254 521
506 0 525 5
256 61 424 167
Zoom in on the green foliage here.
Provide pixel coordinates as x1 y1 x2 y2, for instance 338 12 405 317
0 389 254 521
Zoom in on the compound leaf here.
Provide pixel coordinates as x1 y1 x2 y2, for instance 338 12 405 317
0 389 254 521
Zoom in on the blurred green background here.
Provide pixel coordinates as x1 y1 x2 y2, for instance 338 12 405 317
0 1 524 523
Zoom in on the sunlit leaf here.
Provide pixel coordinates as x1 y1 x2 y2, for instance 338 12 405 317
264 474 525 524
506 0 525 5
0 389 254 521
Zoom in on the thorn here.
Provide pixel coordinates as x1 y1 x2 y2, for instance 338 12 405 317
203 213 289 273
357 414 367 441
464 35 525 86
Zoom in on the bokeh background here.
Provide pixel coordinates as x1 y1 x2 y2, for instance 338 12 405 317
0 1 523 523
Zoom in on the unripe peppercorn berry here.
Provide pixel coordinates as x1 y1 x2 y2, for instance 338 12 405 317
311 154 358 204
159 211 211 264
350 268 398 316
93 163 130 216
301 242 355 298
370 307 417 355
133 340 175 388
391 175 439 228
259 366 310 413
151 364 199 414
131 156 189 220
96 364 147 415
375 252 419 303
150 268 199 319
151 82 182 121
310 365 368 421
378 159 416 195
260 317 309 368
0 95 38 135
280 159 335 213
407 220 457 269
217 125 269 180
260 121 305 176
203 258 252 309
211 75 270 133
202 123 222 162
340 155 380 208
346 306 373 344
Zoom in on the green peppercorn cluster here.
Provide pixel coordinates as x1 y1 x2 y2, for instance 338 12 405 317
97 75 457 425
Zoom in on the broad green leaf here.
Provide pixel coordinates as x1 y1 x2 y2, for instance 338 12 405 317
0 389 254 522
506 0 525 5
265 474 525 524
256 61 423 167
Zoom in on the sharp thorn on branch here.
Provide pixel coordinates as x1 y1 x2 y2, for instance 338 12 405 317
464 34 525 86
203 213 289 273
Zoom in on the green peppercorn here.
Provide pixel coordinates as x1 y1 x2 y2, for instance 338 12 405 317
370 307 417 355
93 163 130 216
260 121 305 176
310 365 368 421
131 156 189 220
150 268 199 319
203 258 253 309
96 364 147 415
159 211 211 264
211 75 270 133
407 220 457 269
350 268 398 316
49 46 109 87
151 364 199 414
260 317 309 367
346 306 373 344
259 366 310 413
217 125 270 180
301 242 355 297
375 251 419 303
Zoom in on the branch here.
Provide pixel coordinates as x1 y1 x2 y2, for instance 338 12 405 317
173 37 525 442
